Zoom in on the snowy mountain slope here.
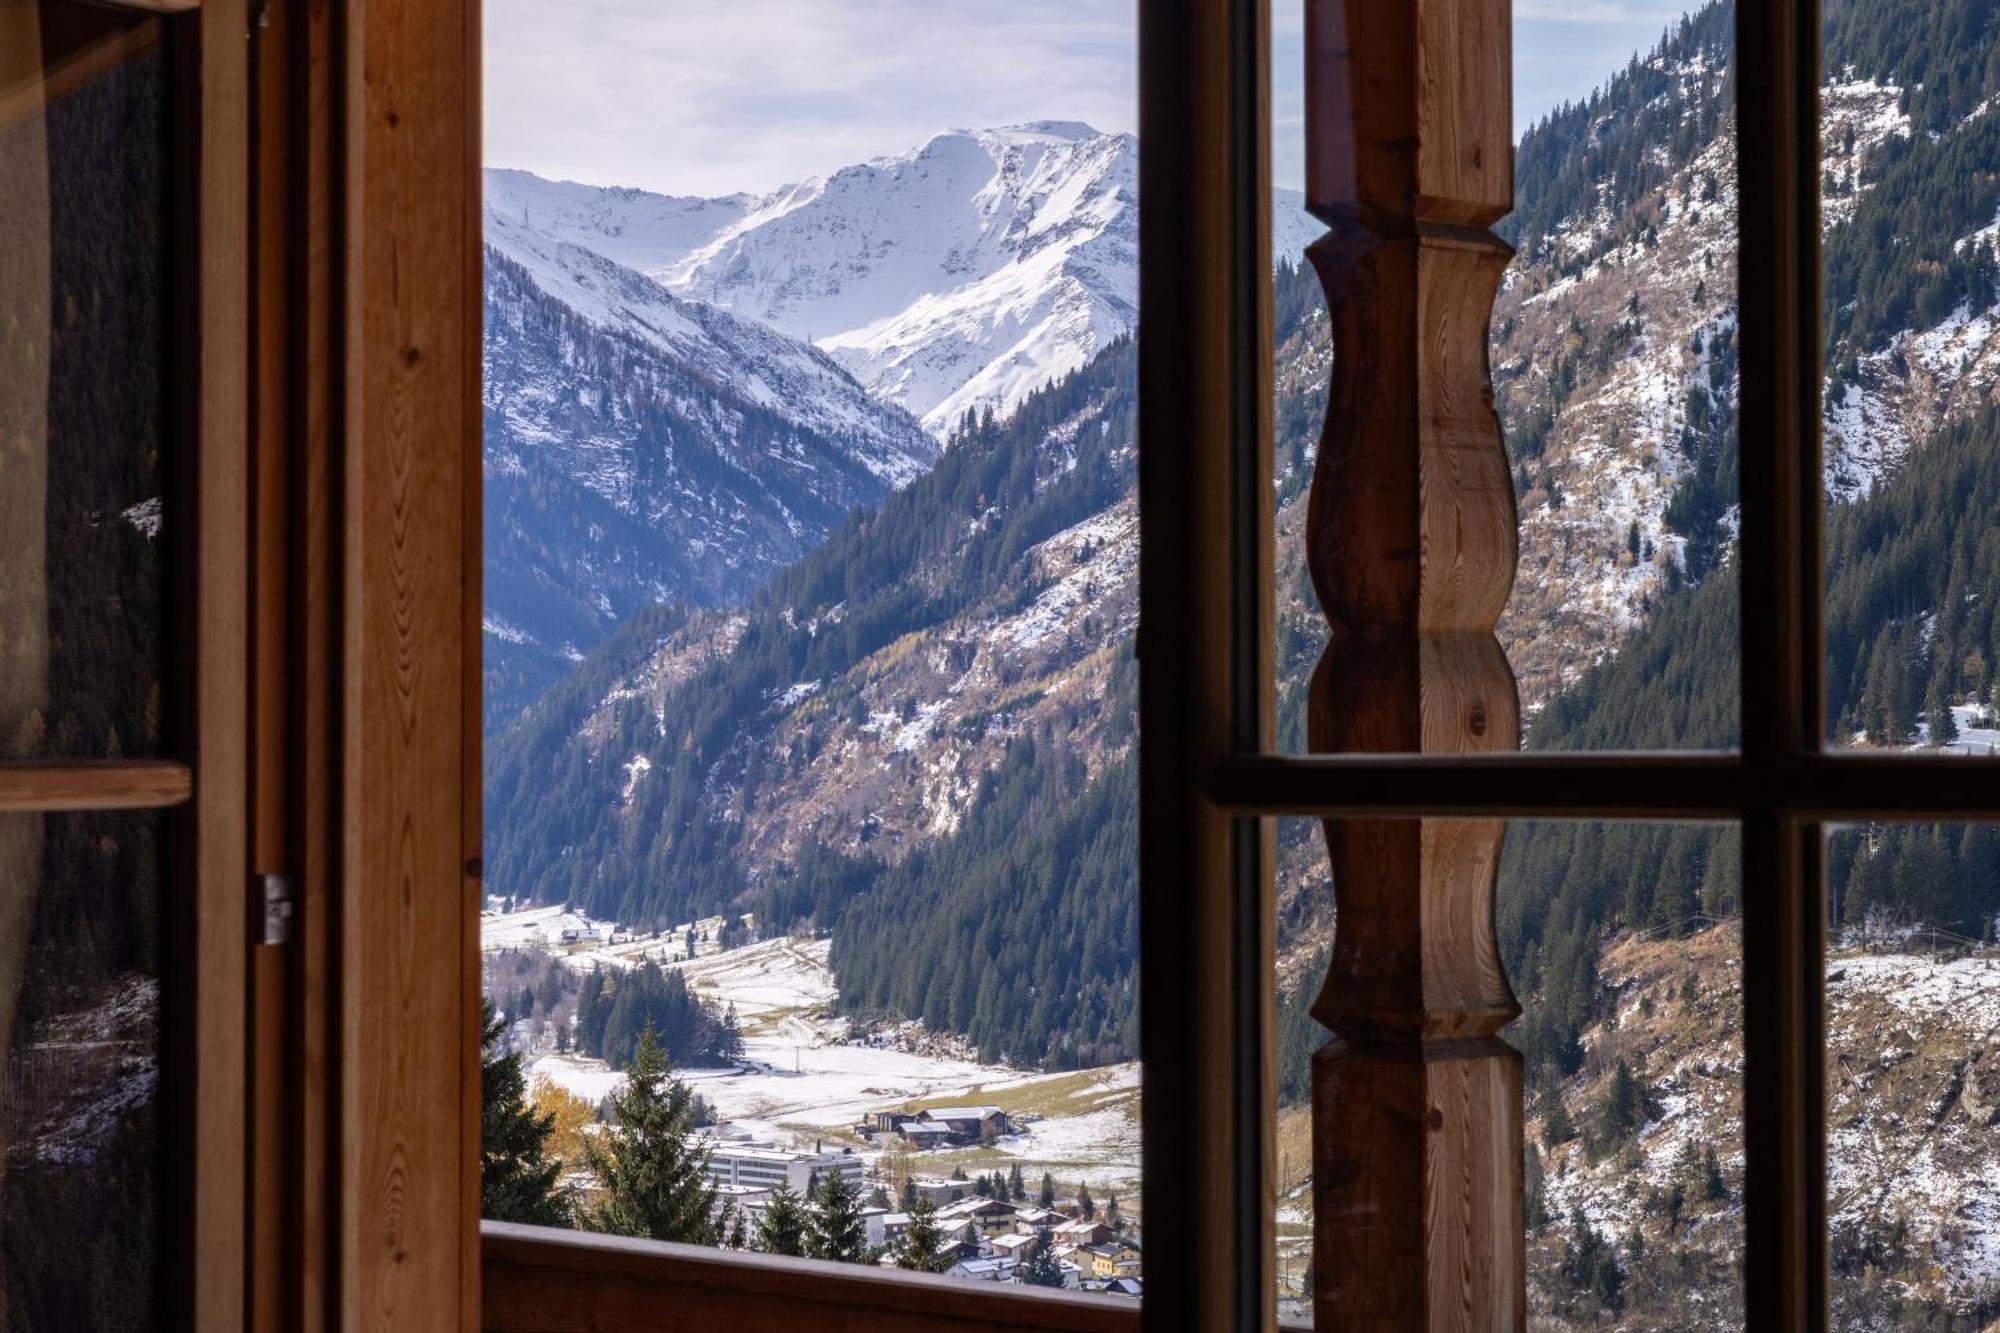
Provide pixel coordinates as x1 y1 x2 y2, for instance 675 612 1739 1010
485 207 933 487
483 167 753 276
1493 5 2000 707
487 126 1322 433
481 211 934 725
1524 923 2000 1328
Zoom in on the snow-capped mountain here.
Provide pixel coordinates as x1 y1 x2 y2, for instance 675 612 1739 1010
488 125 1322 434
481 206 934 723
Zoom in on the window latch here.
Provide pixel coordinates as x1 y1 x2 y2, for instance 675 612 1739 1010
260 873 295 947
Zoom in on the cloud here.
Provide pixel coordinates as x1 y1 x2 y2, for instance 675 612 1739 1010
485 0 1137 197
487 0 1706 200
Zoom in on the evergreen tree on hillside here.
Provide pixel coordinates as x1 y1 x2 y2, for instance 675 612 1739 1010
479 1004 573 1227
583 1023 719 1244
1596 1059 1647 1144
892 1198 952 1273
1008 1161 1026 1201
1077 1182 1095 1220
1543 1096 1579 1151
754 1182 808 1257
1927 680 1960 746
1039 1172 1056 1209
806 1170 869 1264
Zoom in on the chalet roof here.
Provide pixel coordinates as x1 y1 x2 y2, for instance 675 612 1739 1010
918 1105 1005 1121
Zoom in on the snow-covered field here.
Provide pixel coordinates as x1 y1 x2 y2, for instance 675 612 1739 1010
494 926 1142 1189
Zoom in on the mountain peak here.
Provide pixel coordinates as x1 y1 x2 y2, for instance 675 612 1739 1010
981 120 1105 143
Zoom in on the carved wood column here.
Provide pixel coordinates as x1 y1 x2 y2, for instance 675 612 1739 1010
1301 2 1525 1327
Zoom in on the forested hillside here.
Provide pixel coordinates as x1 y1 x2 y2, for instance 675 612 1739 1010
1494 404 2000 1097
488 0 2000 1088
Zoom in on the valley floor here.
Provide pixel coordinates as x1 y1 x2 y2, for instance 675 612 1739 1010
481 911 1142 1198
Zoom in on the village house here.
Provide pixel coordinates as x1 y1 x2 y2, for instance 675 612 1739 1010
912 1105 1015 1145
945 1255 1017 1283
894 1121 956 1151
856 1110 917 1139
1049 1217 1112 1248
1079 1240 1143 1280
933 1195 1019 1236
1009 1204 1066 1230
988 1232 1038 1261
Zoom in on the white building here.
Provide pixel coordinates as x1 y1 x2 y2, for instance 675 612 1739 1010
698 1138 865 1195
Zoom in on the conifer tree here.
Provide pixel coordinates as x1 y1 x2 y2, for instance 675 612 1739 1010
1929 683 1960 746
583 1023 719 1244
1077 1182 1095 1220
899 1175 919 1211
755 1182 808 1256
1039 1171 1056 1208
480 1004 572 1226
868 1185 891 1210
1020 1232 1067 1288
806 1169 869 1263
1597 1058 1646 1143
1700 1144 1727 1202
1008 1161 1026 1201
1543 1096 1578 1150
892 1198 952 1273
726 1208 747 1250
1105 1192 1121 1233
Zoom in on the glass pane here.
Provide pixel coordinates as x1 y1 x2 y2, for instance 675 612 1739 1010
1271 818 1745 1325
1272 817 1330 1323
1827 824 2000 1328
1821 5 2000 758
1508 820 1744 1327
0 6 170 761
1282 3 1741 753
481 0 1143 1297
1 809 164 1330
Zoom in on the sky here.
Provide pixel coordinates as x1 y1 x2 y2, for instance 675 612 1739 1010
485 1 1708 199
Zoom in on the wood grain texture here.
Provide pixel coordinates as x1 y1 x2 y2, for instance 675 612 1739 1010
341 0 479 1321
481 1224 1139 1333
1300 1 1525 1327
0 760 193 810
194 1 252 1326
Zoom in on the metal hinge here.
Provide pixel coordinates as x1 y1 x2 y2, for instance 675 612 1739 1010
260 874 295 946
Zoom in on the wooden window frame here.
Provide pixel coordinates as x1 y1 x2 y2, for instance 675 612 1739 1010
226 0 1922 1328
0 2 251 1326
1181 0 1951 1330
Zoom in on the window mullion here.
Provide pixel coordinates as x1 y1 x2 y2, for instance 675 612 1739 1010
1736 0 1827 1327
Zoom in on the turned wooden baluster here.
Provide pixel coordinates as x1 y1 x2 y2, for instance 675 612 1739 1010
1301 1 1525 1327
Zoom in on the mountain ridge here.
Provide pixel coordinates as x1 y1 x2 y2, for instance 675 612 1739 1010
487 124 1322 433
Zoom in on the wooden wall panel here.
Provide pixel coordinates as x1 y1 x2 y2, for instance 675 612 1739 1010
340 0 480 1320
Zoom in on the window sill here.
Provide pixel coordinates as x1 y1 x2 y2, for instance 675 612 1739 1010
481 1221 1141 1332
